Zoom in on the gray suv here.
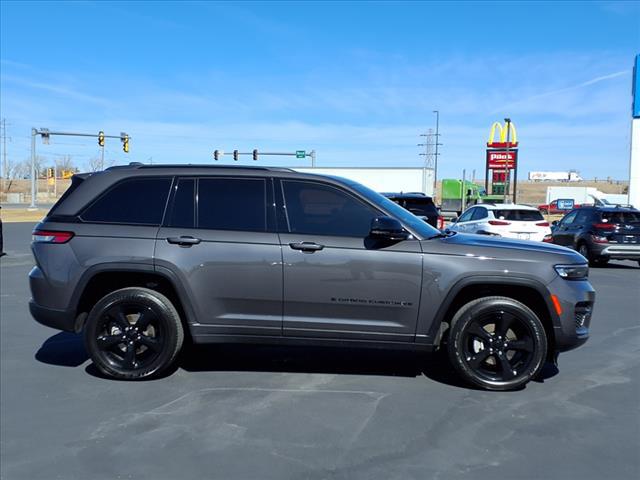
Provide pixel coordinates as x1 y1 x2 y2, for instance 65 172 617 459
29 164 595 390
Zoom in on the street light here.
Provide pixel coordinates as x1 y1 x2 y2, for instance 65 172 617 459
433 110 440 199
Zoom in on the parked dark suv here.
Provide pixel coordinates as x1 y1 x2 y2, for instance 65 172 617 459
547 206 640 266
382 192 441 228
29 164 595 390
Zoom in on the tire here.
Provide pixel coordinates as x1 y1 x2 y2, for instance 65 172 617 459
84 287 184 380
447 296 547 391
578 242 608 267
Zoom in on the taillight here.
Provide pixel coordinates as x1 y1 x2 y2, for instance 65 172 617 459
437 216 445 230
542 234 554 243
32 230 74 244
536 221 550 227
592 223 615 230
592 235 609 244
488 220 511 226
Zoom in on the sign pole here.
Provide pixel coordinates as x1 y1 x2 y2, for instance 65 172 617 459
503 118 511 204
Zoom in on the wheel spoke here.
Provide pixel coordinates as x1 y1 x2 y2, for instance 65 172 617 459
122 343 137 369
497 354 516 379
467 348 492 368
108 306 130 330
134 310 154 331
494 311 514 338
137 335 160 352
96 335 123 350
467 323 491 342
506 337 534 353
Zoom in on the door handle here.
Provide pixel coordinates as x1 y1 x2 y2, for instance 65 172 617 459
167 236 201 247
289 241 324 252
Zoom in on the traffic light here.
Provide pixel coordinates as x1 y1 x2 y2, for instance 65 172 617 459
252 149 258 161
121 133 129 153
214 150 220 161
47 167 54 178
98 131 105 147
233 150 239 161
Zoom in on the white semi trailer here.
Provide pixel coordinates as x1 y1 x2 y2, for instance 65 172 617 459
529 171 583 182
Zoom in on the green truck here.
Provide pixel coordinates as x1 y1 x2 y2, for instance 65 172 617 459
440 179 505 216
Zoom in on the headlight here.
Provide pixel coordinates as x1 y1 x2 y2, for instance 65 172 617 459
554 264 589 280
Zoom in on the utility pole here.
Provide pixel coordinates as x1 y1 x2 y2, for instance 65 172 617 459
433 110 441 199
1 118 7 193
100 144 105 171
503 118 511 204
418 128 434 194
30 128 37 208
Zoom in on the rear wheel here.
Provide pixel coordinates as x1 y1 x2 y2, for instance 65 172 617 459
84 287 184 380
447 296 547 391
578 242 608 267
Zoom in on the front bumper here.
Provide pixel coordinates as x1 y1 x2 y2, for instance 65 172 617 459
546 276 596 352
29 300 76 332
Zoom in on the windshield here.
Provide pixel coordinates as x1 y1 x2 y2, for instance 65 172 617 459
600 211 640 224
494 209 544 221
344 180 441 238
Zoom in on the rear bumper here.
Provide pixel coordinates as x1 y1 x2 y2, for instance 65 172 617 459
591 243 640 259
29 300 76 332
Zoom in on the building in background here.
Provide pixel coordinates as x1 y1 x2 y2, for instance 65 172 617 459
629 54 640 207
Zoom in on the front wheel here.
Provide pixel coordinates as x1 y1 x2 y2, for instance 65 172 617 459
84 287 184 380
447 296 547 391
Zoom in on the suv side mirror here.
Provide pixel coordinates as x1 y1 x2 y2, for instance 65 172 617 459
551 220 559 226
370 216 409 241
451 217 458 223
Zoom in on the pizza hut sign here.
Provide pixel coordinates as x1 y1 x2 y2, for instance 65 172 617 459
486 149 517 170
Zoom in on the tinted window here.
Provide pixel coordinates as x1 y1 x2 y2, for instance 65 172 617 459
561 210 579 225
403 199 438 217
167 179 195 228
600 211 640 224
574 210 591 225
471 207 488 220
82 177 171 225
198 178 266 231
347 182 440 238
458 208 475 222
494 209 544 221
282 180 378 237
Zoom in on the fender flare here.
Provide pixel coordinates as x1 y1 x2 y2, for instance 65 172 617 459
68 262 199 327
424 274 558 345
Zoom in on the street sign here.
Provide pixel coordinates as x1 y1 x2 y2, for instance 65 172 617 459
486 149 517 170
296 150 306 159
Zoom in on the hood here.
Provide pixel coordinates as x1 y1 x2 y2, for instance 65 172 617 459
422 232 586 264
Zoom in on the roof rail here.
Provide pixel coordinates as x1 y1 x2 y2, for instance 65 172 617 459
106 163 294 172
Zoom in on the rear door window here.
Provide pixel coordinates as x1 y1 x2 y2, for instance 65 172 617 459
494 209 544 221
167 178 195 228
197 177 267 231
81 177 172 225
471 207 488 220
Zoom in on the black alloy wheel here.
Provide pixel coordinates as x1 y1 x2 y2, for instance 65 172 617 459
447 296 547 391
84 287 183 380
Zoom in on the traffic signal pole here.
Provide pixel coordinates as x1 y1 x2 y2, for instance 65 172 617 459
214 149 316 166
29 128 130 209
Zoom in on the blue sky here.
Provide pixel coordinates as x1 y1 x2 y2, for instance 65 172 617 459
1 1 639 179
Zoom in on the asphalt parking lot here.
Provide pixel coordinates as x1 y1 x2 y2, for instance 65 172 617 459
1 221 639 480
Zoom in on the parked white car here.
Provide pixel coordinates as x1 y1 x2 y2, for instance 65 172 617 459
448 204 551 241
